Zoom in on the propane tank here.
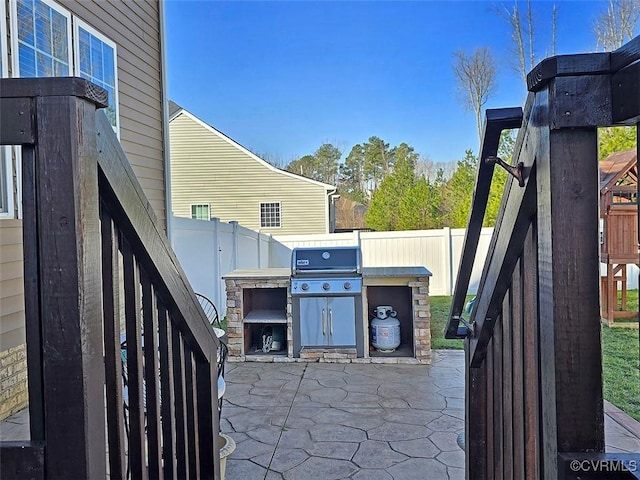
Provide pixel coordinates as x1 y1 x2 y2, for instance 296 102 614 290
371 305 401 352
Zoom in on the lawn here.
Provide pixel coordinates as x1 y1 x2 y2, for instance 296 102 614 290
429 293 640 421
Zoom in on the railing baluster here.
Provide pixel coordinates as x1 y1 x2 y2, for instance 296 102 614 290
122 239 147 480
522 222 540 480
141 270 162 477
501 291 513 480
510 259 525 479
158 303 177 479
486 339 494 476
493 316 504 479
101 205 126 480
184 348 200 479
172 331 188 479
196 358 217 480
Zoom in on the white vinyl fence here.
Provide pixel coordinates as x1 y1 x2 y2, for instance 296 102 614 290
172 217 494 316
171 216 639 317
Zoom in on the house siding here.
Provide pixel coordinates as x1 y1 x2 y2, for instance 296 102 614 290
170 113 332 235
0 0 167 419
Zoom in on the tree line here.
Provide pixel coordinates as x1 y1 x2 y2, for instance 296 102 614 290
281 131 516 231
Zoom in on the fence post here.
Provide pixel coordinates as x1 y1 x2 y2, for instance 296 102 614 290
443 227 453 296
230 220 239 270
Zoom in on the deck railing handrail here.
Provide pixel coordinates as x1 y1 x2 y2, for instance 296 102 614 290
444 107 522 339
0 77 221 479
446 36 639 479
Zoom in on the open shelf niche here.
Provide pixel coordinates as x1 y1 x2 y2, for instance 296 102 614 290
242 287 288 355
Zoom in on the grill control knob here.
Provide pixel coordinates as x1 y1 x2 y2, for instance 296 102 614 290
343 282 351 290
322 282 330 291
301 283 309 291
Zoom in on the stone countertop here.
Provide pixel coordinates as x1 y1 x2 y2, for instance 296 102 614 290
224 266 432 280
362 266 432 278
223 268 291 280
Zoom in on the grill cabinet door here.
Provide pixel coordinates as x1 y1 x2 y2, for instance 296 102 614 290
326 297 356 346
299 297 327 346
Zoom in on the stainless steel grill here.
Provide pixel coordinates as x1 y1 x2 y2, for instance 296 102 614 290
291 246 364 357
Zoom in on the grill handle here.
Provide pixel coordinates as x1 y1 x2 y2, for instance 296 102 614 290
329 309 333 334
322 309 326 335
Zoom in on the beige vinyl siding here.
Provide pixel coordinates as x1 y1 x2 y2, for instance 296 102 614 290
0 0 167 353
170 114 330 235
58 0 167 227
0 219 23 351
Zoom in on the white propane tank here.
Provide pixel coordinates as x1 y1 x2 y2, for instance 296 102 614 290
371 306 401 352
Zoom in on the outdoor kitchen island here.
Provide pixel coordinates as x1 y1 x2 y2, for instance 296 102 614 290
224 265 432 364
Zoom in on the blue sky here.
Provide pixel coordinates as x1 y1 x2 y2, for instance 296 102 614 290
164 0 625 165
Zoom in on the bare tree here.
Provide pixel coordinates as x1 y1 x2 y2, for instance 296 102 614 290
551 4 557 56
594 0 640 51
498 1 558 85
452 48 497 147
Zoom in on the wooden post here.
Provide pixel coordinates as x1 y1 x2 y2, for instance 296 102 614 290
30 82 107 477
537 79 605 478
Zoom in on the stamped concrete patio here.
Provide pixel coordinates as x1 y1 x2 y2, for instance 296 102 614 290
221 350 466 480
1 350 638 479
221 349 640 480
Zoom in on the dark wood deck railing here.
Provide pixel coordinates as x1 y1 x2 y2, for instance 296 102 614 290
0 77 221 479
446 37 639 479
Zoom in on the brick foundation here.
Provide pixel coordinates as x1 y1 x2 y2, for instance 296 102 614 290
0 344 28 420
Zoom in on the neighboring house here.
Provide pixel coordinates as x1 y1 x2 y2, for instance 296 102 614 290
169 102 337 235
0 0 170 420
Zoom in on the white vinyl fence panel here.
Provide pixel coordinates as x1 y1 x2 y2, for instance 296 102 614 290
171 217 638 318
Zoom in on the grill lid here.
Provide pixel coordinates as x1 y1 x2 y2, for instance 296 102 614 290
291 246 361 275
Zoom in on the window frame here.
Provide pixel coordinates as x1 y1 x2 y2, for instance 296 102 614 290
73 17 120 137
611 189 638 205
0 0 8 77
0 0 12 218
259 202 282 229
191 204 210 221
0 148 14 219
10 0 73 78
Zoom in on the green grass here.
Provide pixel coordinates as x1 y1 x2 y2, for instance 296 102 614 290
602 325 640 421
621 288 638 311
430 293 640 421
429 296 465 350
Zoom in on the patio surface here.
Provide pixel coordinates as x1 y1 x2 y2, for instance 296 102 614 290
1 350 639 479
221 350 466 480
220 349 640 480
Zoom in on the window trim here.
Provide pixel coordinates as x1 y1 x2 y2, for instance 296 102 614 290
191 203 210 221
611 189 638 205
0 147 15 219
10 0 73 77
259 201 282 229
0 0 11 218
73 17 120 137
0 0 8 77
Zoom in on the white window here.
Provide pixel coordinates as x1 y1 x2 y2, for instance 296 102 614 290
260 202 281 228
73 19 119 135
5 0 119 218
11 0 72 77
191 204 210 221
